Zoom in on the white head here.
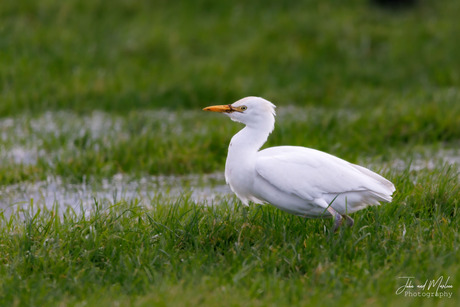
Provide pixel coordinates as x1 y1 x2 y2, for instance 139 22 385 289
203 96 276 133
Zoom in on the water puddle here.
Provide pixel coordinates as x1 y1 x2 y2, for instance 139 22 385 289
0 172 233 216
0 110 197 166
2 149 458 217
360 147 460 173
1 110 458 217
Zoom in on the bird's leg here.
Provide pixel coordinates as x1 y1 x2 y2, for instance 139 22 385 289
327 207 343 232
343 215 354 227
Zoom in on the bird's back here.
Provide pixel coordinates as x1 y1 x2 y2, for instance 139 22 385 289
253 146 395 216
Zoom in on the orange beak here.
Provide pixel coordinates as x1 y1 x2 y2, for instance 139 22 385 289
202 104 234 113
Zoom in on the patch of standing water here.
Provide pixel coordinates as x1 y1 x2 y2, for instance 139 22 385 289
0 110 186 166
360 147 460 173
1 110 459 218
0 172 233 217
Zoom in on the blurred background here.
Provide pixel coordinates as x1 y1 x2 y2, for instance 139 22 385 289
1 0 459 183
2 0 459 114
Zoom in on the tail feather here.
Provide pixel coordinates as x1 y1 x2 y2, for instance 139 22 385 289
351 163 396 198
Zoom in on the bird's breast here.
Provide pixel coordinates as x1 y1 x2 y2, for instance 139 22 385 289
225 161 254 191
225 157 260 205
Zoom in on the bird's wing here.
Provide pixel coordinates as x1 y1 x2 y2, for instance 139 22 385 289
255 146 394 201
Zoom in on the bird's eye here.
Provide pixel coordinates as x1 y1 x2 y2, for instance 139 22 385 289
240 106 247 111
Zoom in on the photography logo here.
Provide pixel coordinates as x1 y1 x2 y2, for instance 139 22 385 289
396 276 453 298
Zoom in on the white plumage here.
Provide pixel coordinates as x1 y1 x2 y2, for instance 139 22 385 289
203 96 395 231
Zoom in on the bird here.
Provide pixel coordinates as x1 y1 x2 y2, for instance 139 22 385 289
203 97 395 232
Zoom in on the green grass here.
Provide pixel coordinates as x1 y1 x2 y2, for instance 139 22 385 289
1 0 460 115
0 165 459 306
1 94 459 184
1 0 460 305
0 0 459 183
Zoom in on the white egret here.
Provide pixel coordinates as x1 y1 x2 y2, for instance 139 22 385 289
203 97 395 231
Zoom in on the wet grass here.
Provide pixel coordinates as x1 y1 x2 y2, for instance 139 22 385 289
1 93 459 184
1 0 460 184
0 165 459 306
1 0 460 306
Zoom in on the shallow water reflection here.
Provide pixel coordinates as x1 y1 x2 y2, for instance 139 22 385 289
0 173 233 216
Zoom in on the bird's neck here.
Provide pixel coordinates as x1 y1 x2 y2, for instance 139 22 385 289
224 120 274 201
228 123 272 157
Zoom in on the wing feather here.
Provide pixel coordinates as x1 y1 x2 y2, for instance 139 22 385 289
255 146 394 202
